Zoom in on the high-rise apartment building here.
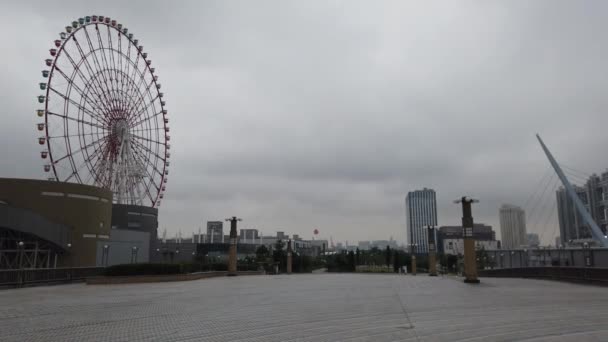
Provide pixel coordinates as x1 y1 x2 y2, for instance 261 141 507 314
526 233 540 247
206 221 223 243
405 188 437 253
556 170 608 243
499 204 527 249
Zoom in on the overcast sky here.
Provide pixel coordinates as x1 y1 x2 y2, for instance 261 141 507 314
2 1 608 246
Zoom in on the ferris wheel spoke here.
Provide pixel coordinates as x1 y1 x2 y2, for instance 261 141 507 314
47 111 105 129
52 63 109 120
52 134 107 164
69 36 117 115
130 146 162 191
73 33 115 101
94 27 121 114
81 138 112 185
129 106 163 128
48 131 106 139
48 86 109 124
126 78 157 120
125 64 151 113
131 133 163 147
82 26 118 113
130 142 162 178
131 137 166 164
59 47 114 117
106 26 120 91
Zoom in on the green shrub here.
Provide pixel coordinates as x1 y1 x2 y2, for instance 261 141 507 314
104 263 181 276
237 264 259 271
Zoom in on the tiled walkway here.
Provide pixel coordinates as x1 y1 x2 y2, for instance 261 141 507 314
0 274 606 341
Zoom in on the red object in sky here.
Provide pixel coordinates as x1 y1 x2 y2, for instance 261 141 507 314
313 229 319 235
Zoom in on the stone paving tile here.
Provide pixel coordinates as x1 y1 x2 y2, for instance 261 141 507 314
0 274 607 341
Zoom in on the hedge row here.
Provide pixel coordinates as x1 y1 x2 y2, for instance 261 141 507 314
104 263 181 276
104 262 260 276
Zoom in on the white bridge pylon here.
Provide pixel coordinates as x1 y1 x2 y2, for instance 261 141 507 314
536 134 608 247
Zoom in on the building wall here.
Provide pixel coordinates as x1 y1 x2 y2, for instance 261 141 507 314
0 178 112 267
406 188 437 253
206 221 223 243
111 204 158 261
557 186 590 242
442 238 499 256
96 229 150 266
499 204 527 249
239 229 259 243
437 224 496 254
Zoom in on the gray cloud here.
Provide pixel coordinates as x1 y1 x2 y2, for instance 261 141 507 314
2 1 608 245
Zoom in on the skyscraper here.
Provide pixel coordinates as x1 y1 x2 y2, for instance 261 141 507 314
556 171 608 243
405 188 437 253
499 204 527 249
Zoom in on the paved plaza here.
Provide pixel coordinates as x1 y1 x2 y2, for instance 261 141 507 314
0 274 607 341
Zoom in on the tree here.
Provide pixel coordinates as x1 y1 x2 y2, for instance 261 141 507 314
385 246 391 267
273 239 286 271
255 245 270 263
348 250 356 272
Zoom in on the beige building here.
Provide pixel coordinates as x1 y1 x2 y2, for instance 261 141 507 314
499 204 527 249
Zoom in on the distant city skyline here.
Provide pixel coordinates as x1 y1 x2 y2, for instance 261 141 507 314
2 2 608 247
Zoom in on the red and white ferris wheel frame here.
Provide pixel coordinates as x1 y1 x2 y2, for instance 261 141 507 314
37 15 169 207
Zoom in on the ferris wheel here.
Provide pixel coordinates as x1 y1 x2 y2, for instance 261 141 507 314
37 15 169 207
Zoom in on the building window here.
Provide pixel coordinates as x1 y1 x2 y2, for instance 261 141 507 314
67 193 99 201
41 191 64 197
448 242 453 249
128 222 142 228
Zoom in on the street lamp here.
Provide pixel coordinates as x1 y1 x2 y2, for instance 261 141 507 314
131 246 139 264
17 241 24 269
500 253 504 268
103 244 109 266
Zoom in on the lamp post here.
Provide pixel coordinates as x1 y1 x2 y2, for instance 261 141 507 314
583 242 591 267
426 226 438 276
103 244 109 266
409 243 417 275
454 196 480 283
510 251 514 268
17 241 24 269
131 246 139 264
225 216 242 276
66 242 73 281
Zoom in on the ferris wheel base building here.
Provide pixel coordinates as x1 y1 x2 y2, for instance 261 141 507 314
0 178 158 269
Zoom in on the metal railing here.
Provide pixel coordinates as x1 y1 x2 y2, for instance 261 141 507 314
479 267 608 285
0 267 104 288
